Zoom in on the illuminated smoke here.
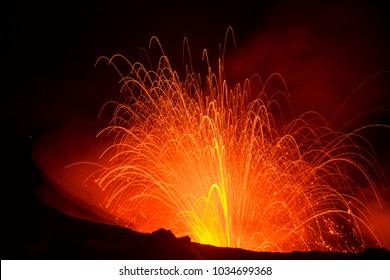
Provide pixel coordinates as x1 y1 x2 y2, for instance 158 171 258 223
48 37 382 253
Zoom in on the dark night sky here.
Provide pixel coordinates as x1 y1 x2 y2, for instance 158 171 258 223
3 0 389 121
3 1 275 130
3 1 268 79
3 0 389 124
2 0 390 258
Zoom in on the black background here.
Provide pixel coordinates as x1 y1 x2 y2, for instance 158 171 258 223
2 0 390 258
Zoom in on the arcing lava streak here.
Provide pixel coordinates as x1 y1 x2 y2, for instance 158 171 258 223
36 37 385 253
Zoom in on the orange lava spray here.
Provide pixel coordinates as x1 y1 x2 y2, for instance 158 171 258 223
65 36 385 253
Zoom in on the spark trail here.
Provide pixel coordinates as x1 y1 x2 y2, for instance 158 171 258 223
74 37 384 253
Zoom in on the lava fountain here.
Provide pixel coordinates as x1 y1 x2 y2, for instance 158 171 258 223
35 36 386 253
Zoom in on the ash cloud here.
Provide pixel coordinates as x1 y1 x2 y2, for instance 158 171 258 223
225 0 390 129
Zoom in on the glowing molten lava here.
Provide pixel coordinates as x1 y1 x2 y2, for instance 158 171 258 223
36 38 385 253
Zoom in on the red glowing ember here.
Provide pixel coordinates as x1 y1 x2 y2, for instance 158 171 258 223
34 36 387 253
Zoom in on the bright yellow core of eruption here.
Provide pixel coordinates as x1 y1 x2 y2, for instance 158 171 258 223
91 41 383 253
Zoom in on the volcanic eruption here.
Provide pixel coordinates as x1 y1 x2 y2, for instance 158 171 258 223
34 34 387 254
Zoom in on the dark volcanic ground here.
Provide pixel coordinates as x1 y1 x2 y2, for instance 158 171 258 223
2 196 390 260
